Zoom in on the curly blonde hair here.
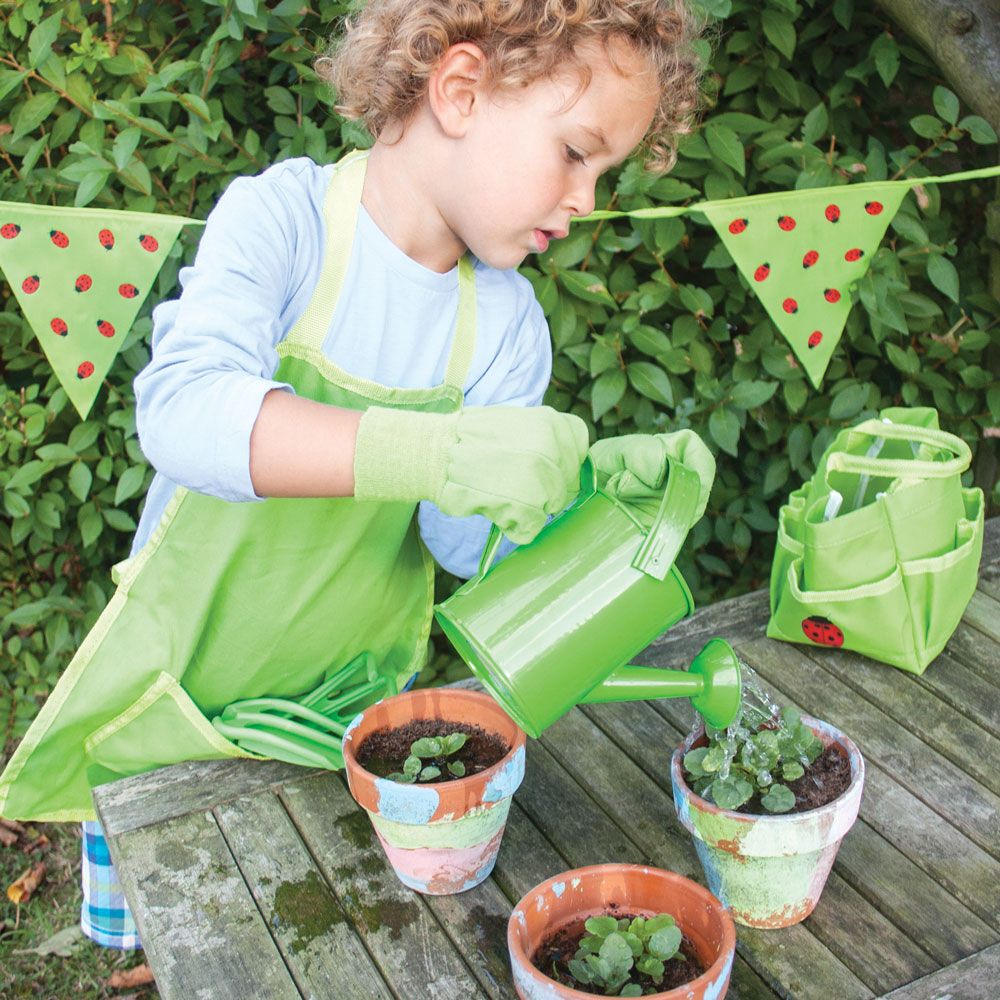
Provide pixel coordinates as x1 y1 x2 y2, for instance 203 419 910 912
317 0 705 173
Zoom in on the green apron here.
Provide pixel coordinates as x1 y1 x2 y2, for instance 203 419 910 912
0 150 478 821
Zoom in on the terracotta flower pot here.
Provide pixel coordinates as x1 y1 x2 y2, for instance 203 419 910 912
343 688 526 895
671 714 865 928
507 864 736 1000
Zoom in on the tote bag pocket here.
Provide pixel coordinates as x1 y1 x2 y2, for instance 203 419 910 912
85 671 265 780
769 558 917 670
899 488 984 670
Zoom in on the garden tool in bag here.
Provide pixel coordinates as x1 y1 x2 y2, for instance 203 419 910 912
767 406 984 673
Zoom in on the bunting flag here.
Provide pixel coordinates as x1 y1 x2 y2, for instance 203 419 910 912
585 164 1000 388
0 202 202 418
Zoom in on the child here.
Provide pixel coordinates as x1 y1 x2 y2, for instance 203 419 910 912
0 0 713 949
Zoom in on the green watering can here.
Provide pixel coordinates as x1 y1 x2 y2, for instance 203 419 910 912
435 457 742 739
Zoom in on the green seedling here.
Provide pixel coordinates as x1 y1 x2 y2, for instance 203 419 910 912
561 913 683 997
683 705 824 813
387 732 468 783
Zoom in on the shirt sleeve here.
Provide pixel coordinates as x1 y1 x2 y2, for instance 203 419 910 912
417 278 553 578
134 162 323 501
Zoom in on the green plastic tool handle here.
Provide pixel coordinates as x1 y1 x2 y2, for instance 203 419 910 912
630 457 700 582
826 420 971 481
216 698 347 737
215 708 347 750
212 721 342 769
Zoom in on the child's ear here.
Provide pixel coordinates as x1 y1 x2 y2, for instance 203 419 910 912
428 43 487 138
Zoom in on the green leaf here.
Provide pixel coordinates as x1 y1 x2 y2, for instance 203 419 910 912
801 103 828 145
560 270 616 306
591 368 627 421
648 924 682 960
411 737 443 758
3 491 30 519
871 33 900 87
27 12 62 68
6 459 47 492
403 755 422 776
708 407 740 456
730 380 777 410
927 254 960 303
761 783 796 813
264 86 297 115
704 122 745 176
114 465 146 506
75 169 111 208
710 775 753 809
102 509 137 532
12 92 60 140
585 916 619 938
442 732 467 754
627 362 674 406
932 86 960 125
419 765 441 781
761 10 796 59
910 114 945 140
829 384 868 421
885 343 920 375
447 760 465 777
958 115 998 144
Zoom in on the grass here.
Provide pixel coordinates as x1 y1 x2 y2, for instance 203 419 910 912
1 821 158 999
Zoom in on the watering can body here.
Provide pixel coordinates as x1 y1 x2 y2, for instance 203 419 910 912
436 457 742 738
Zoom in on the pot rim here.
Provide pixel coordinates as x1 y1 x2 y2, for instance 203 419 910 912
507 863 736 1000
670 712 865 825
342 688 527 808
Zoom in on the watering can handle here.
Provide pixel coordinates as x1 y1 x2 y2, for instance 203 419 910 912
630 457 701 582
472 457 598 585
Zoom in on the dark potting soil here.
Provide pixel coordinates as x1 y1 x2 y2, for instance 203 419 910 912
532 907 705 996
738 741 852 815
356 719 509 784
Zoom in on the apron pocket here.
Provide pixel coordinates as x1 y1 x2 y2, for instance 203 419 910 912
769 557 917 671
84 671 266 780
899 488 984 668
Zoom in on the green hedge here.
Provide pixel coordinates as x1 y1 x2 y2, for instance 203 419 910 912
2 0 998 747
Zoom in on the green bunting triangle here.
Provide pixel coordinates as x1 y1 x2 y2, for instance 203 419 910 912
699 183 909 388
585 164 1000 390
0 202 202 418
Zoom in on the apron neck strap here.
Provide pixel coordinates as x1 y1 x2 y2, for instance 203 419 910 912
284 150 477 396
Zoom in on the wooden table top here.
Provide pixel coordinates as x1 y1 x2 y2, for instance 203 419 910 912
93 518 1000 1000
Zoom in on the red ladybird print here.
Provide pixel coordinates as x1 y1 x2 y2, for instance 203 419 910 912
1 223 21 239
75 274 92 293
139 233 159 252
96 319 115 338
864 201 883 216
782 297 798 314
21 275 39 294
802 250 819 269
50 229 69 248
77 361 95 380
844 248 864 262
50 318 68 337
777 215 796 231
801 615 844 647
808 330 823 349
825 204 841 223
754 263 770 282
118 283 139 299
99 228 115 250
824 287 841 303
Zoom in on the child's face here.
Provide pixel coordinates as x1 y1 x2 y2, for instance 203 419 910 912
441 40 659 270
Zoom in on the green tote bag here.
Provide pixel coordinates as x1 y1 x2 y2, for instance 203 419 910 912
768 407 984 674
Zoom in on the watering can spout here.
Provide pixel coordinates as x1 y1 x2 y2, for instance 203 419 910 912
579 638 742 730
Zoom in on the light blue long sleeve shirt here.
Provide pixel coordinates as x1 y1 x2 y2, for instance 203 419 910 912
131 157 552 577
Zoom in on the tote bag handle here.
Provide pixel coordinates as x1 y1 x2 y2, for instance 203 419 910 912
825 420 971 481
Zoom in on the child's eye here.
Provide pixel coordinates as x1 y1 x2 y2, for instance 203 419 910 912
565 145 587 165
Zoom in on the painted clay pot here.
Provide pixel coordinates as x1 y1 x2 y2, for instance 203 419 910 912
671 715 865 928
507 864 735 1000
343 688 526 895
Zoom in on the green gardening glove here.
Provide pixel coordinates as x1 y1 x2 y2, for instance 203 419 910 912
353 405 589 544
588 429 715 527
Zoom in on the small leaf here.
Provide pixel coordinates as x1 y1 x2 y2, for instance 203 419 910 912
114 465 146 506
958 115 998 144
648 924 682 960
410 737 442 758
419 765 441 781
585 915 619 938
447 760 465 777
591 368 627 421
761 784 796 813
704 122 745 175
710 775 754 809
927 254 960 303
403 755 422 776
932 86 960 125
627 361 674 406
442 732 467 754
761 10 796 59
730 380 778 410
68 462 93 503
910 114 945 139
708 407 740 456
829 383 868 421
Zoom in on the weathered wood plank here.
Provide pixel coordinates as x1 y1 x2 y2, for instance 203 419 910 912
940 620 1000 684
562 701 936 996
740 637 1000 861
963 591 1000 644
879 941 1000 1000
979 515 1000 567
584 697 997 967
93 758 315 837
213 790 393 1000
798 642 1000 797
734 641 1000 931
278 771 489 1000
525 711 873 1000
914 652 1000 740
99 807 301 1000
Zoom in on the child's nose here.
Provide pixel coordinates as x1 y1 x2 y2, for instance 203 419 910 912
564 177 596 218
